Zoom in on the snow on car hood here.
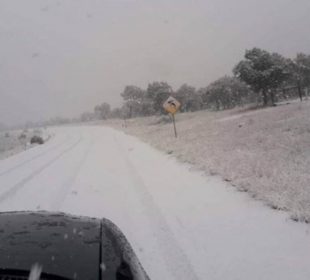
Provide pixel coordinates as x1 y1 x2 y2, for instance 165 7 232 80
0 211 149 280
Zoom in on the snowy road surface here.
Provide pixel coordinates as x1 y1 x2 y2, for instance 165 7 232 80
0 126 310 280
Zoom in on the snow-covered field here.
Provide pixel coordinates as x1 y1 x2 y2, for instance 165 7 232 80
0 125 310 279
0 128 50 160
106 100 310 222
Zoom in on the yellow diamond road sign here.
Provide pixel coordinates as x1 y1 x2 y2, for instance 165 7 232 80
163 96 181 114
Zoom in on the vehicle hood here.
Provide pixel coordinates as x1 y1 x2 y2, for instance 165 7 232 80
0 211 149 280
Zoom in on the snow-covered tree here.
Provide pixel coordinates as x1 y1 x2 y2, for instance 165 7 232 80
94 102 111 120
233 48 290 105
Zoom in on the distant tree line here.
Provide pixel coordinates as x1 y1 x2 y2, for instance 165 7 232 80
81 48 310 121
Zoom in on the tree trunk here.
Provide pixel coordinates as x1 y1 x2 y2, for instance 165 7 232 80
282 88 287 100
262 89 268 106
129 105 133 118
297 82 303 101
269 91 276 106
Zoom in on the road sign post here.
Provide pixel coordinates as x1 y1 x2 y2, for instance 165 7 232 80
171 113 177 138
163 96 181 138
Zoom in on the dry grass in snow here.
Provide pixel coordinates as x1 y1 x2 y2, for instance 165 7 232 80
105 100 310 222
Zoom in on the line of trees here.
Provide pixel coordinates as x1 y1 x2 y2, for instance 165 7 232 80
81 48 310 121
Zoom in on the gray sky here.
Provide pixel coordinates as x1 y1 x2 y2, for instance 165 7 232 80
1 0 310 125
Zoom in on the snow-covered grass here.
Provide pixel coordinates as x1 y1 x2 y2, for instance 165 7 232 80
0 128 51 160
105 100 310 222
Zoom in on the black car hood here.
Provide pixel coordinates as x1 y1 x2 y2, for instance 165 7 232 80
0 212 149 280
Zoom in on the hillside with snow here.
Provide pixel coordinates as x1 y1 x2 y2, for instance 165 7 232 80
106 100 310 222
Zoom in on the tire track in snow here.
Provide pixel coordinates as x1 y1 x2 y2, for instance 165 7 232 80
114 134 199 280
0 136 82 204
0 134 72 177
50 136 94 211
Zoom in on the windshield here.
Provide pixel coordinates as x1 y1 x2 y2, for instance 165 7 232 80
1 1 310 280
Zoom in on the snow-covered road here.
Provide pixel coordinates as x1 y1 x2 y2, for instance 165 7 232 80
0 126 310 280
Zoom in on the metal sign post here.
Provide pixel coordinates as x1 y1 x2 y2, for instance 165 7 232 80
171 113 177 138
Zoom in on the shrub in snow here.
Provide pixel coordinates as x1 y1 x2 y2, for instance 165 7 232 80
30 135 44 145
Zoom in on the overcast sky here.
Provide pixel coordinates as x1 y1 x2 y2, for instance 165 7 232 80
0 0 310 125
